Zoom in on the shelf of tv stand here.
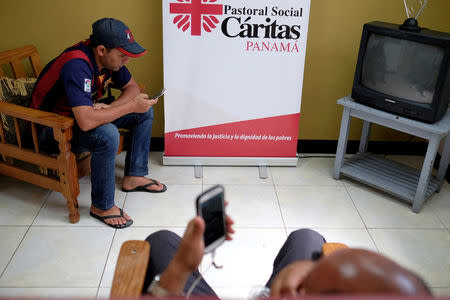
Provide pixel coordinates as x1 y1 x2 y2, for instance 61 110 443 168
341 153 441 203
334 96 450 213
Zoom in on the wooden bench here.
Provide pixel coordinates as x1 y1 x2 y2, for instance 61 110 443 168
0 45 134 223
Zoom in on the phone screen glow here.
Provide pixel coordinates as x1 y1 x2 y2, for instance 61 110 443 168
201 193 225 247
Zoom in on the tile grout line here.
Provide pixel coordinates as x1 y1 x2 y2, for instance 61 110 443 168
427 202 448 230
31 225 438 230
341 181 367 231
95 190 129 298
30 188 52 227
341 181 381 253
0 225 30 281
0 188 51 280
96 227 117 299
95 166 128 298
271 167 288 237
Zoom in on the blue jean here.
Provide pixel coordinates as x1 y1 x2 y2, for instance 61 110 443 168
142 228 326 296
39 107 154 210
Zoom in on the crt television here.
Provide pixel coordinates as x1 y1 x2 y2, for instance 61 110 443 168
352 21 450 123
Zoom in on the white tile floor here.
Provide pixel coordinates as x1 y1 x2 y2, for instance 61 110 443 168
0 152 449 298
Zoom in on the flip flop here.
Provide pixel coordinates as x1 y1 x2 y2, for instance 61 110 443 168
90 208 133 229
122 179 167 193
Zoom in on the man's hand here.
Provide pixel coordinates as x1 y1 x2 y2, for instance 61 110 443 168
158 217 205 295
270 260 317 297
131 93 157 113
93 103 111 110
158 213 235 295
173 217 206 273
225 202 235 241
72 92 154 131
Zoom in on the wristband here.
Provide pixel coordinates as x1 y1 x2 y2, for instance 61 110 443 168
148 274 178 297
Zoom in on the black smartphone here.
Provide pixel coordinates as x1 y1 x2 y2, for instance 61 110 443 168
149 88 166 100
196 185 226 253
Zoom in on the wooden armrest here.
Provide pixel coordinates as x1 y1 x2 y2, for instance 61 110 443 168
110 240 150 298
0 102 73 130
322 243 348 256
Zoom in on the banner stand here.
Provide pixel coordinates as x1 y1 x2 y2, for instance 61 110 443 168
162 0 310 166
162 154 298 178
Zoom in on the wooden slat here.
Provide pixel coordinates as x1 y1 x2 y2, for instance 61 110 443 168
0 45 39 66
0 102 73 129
341 153 441 202
0 120 5 143
13 118 22 148
31 122 39 152
0 162 61 192
110 241 150 298
0 118 6 162
0 67 4 77
0 45 41 79
10 60 26 78
29 54 43 76
0 143 59 169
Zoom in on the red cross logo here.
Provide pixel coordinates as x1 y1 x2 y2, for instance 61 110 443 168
170 0 223 36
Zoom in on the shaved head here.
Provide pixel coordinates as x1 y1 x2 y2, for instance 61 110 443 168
302 249 431 295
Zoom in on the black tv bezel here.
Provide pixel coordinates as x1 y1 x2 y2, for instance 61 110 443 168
352 21 450 123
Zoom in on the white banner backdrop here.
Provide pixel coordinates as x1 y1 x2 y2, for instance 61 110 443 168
163 0 311 158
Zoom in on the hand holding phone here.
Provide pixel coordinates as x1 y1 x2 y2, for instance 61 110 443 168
196 185 227 253
149 88 166 100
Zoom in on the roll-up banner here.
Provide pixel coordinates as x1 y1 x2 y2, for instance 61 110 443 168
162 0 310 166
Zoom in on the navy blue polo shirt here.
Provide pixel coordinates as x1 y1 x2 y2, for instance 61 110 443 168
31 40 132 116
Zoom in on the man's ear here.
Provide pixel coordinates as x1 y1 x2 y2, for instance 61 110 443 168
95 45 107 57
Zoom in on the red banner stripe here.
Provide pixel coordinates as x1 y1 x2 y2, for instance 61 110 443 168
165 113 300 157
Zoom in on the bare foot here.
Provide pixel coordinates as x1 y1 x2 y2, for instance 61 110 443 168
122 176 166 192
90 205 132 227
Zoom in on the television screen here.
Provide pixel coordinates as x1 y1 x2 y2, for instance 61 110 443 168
361 33 445 104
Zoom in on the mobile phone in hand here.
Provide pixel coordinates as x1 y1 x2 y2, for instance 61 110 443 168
149 88 166 100
196 185 226 253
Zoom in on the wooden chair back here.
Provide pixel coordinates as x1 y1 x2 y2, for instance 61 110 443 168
0 45 43 78
0 45 80 223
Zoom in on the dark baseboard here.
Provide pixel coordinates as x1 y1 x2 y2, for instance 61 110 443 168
151 138 430 155
296 140 429 155
150 138 449 182
295 139 448 183
151 137 164 152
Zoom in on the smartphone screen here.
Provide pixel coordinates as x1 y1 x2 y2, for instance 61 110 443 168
196 185 226 252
